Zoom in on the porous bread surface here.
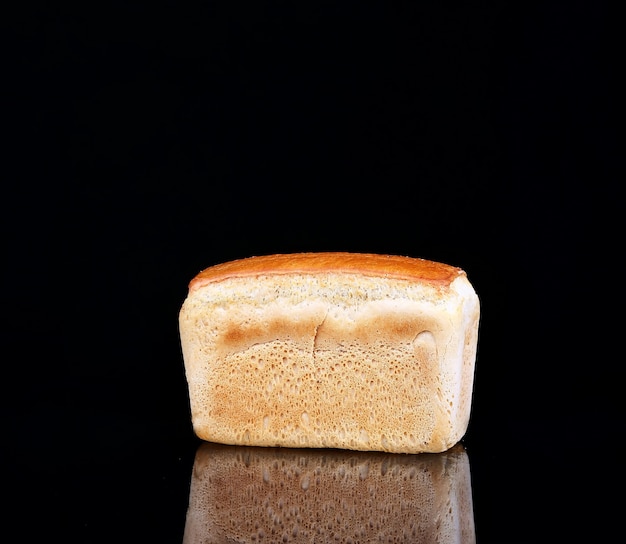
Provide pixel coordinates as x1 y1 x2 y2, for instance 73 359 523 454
183 442 476 544
179 260 480 454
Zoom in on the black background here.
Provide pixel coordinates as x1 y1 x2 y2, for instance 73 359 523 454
5 1 621 542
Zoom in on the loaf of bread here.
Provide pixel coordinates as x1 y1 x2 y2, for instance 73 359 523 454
183 442 476 543
179 252 480 454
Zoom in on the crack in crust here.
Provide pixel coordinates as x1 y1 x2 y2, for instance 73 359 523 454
312 309 329 358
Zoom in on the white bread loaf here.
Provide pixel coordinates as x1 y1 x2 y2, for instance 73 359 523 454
183 442 476 544
179 252 480 454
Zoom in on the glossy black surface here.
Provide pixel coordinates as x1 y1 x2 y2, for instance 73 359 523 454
6 1 618 542
184 442 476 542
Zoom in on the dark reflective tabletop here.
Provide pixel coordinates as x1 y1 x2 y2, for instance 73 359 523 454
184 442 474 543
7 405 615 543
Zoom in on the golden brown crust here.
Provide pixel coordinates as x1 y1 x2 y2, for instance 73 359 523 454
189 252 464 291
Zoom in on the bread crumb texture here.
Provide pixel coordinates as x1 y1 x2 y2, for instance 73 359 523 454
179 265 480 454
183 442 476 543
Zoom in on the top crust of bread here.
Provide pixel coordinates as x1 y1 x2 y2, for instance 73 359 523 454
188 252 465 291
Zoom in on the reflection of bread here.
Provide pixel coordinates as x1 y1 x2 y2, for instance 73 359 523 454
179 252 480 453
183 442 475 544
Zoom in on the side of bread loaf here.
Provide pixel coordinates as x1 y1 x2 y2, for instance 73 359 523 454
183 442 476 544
179 252 480 453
